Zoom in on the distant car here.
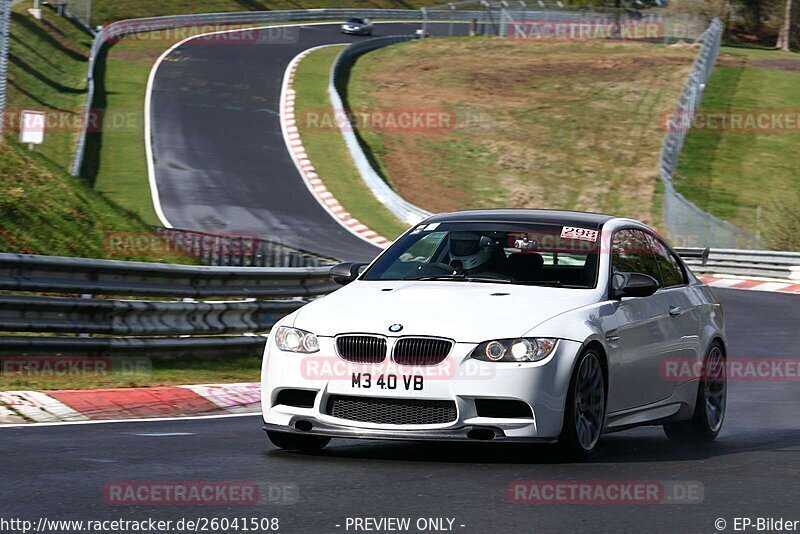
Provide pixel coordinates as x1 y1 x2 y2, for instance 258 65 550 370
341 18 373 36
261 210 727 459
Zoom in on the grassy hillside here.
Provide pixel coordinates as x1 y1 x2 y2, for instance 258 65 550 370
673 46 800 250
82 35 170 224
347 37 695 230
5 3 92 170
0 140 189 262
91 0 429 26
1 5 193 261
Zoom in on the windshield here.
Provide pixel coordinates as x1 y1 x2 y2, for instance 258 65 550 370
347 18 365 24
362 222 600 288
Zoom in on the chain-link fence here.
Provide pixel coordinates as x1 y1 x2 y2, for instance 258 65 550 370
0 0 11 140
659 18 759 249
64 0 93 32
155 228 337 267
422 1 708 42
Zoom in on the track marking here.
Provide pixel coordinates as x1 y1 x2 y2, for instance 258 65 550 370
0 412 259 429
0 391 87 423
279 45 391 249
129 432 196 437
701 275 800 295
144 21 427 241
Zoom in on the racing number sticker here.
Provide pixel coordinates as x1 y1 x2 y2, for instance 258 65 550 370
560 226 599 242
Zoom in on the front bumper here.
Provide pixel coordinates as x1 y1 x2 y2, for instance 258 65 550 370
261 337 583 442
263 420 556 443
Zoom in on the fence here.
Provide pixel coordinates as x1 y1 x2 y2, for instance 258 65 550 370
1 247 796 357
0 0 10 140
63 0 93 32
659 18 759 249
423 1 708 43
155 228 336 267
0 251 338 357
677 248 800 281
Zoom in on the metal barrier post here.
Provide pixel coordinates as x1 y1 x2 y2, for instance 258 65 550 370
0 0 11 141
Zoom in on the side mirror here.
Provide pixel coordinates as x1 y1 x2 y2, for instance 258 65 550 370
330 262 367 286
611 272 660 299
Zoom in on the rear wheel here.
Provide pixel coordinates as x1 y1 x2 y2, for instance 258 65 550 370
267 431 330 452
559 349 606 460
664 342 726 441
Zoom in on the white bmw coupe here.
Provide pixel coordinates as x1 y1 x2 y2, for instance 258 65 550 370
261 210 727 458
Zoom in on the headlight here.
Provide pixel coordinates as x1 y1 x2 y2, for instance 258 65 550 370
470 338 557 363
275 327 320 353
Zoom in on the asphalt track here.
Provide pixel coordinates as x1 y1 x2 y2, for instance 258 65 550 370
3 288 800 533
149 22 466 262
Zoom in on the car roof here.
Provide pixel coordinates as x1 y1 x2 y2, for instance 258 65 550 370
423 209 616 230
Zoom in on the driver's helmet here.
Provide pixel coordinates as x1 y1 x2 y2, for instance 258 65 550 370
449 232 494 271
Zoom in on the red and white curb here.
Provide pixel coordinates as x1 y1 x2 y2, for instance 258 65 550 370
700 276 800 295
280 46 391 249
0 383 260 425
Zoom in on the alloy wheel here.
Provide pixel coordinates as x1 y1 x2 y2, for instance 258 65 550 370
574 353 605 450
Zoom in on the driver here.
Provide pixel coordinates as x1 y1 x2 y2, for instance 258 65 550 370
448 232 500 274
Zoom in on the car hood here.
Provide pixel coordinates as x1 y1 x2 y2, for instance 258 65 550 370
292 280 599 342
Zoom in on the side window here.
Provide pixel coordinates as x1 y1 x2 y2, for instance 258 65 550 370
647 235 687 288
611 229 661 282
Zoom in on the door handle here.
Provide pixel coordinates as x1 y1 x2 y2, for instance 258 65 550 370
669 306 683 317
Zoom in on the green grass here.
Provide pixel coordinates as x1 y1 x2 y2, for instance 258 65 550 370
84 37 168 224
5 3 92 170
673 46 800 249
0 140 194 261
1 5 198 261
88 24 297 224
347 37 695 229
90 0 429 26
0 354 261 390
292 46 409 239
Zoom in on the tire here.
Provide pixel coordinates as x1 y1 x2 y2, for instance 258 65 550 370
558 349 606 460
267 431 330 452
664 342 726 441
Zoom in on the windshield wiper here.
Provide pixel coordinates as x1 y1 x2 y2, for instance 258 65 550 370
403 275 511 284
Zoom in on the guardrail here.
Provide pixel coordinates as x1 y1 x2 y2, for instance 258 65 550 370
329 35 433 226
658 18 760 249
677 248 800 281
0 253 336 298
2 247 798 357
0 252 338 356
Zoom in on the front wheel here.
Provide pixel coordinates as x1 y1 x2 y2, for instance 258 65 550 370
558 349 606 460
267 431 330 452
664 342 726 441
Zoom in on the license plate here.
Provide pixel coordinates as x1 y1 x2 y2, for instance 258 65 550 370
351 373 423 391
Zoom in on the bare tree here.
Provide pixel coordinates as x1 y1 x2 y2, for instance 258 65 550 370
776 0 793 51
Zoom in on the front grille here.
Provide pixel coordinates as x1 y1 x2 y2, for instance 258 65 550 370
393 337 453 366
336 335 387 363
326 395 457 425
